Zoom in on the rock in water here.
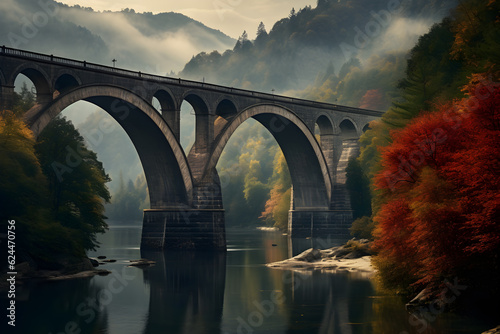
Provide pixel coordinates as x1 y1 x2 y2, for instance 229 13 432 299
482 326 500 334
294 248 322 262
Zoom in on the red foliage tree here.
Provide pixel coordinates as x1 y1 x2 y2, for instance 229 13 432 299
374 74 500 292
359 89 385 110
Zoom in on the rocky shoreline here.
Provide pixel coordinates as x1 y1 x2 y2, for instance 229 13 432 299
1 255 157 291
266 239 375 276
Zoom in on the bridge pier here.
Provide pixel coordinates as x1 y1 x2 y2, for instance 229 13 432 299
141 208 226 251
288 209 353 238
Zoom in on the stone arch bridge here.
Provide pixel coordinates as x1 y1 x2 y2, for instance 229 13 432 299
0 47 383 250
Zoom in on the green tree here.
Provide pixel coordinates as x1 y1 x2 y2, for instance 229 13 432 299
35 116 111 251
12 82 35 116
106 172 149 222
0 111 78 262
345 156 371 219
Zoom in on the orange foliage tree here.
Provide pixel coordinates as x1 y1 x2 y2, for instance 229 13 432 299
359 89 385 110
373 73 500 293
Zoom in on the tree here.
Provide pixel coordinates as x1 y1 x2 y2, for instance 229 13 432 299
0 111 79 263
359 89 384 110
345 156 372 219
35 116 111 251
373 76 500 294
12 82 35 115
256 22 267 38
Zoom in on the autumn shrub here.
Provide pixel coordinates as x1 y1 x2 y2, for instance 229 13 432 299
349 216 375 240
373 74 500 295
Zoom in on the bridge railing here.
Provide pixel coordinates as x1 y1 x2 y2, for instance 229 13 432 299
1 46 383 116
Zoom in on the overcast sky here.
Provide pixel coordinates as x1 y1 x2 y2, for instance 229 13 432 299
57 0 317 38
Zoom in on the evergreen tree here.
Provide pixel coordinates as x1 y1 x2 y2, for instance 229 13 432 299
256 22 267 38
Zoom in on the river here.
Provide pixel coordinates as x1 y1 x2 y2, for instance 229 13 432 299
11 224 496 333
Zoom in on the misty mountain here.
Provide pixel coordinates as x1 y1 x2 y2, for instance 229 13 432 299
180 0 458 93
0 0 235 73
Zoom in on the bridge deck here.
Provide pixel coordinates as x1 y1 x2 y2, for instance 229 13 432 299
0 46 383 117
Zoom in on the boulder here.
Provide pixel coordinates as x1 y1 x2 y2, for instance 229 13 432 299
330 247 351 258
89 258 99 267
406 287 434 312
483 326 500 334
294 248 322 262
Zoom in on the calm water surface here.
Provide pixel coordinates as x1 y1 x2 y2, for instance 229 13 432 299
11 224 496 333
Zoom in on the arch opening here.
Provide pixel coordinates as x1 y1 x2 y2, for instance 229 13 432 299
179 100 196 154
153 89 178 140
316 115 334 136
14 68 51 104
54 74 79 96
14 74 37 106
153 89 176 112
339 119 357 139
315 115 335 178
29 85 192 209
215 99 237 138
216 99 237 119
183 94 211 153
362 123 370 133
207 105 332 210
216 119 287 228
48 101 149 222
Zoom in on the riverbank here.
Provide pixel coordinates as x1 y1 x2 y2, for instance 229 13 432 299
266 239 375 276
0 258 111 292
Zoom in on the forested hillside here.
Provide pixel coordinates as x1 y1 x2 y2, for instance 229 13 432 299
180 0 457 97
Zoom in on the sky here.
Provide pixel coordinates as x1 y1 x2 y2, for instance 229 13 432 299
57 0 317 38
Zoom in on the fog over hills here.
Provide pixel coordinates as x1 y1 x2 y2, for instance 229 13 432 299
0 0 235 73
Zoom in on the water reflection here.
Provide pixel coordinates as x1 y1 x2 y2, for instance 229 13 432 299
281 271 375 334
10 277 109 333
7 227 494 334
141 250 226 334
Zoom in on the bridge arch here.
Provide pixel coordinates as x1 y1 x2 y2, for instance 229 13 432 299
10 63 52 103
315 114 335 136
214 98 238 138
152 87 177 112
339 117 359 138
215 97 238 119
205 104 332 209
54 72 81 95
182 92 211 152
27 84 193 208
362 122 371 133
